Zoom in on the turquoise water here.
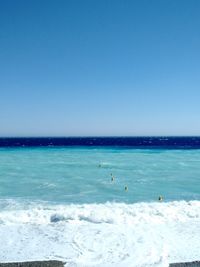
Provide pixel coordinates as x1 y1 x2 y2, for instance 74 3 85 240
1 147 200 266
1 147 200 203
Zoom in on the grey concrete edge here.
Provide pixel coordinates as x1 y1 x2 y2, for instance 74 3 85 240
170 261 200 267
0 260 65 267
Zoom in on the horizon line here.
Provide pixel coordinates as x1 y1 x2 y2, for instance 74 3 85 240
0 136 200 138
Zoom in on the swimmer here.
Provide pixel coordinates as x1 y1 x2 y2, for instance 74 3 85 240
110 173 115 182
158 195 163 202
125 186 128 192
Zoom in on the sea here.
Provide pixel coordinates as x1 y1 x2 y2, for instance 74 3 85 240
1 137 200 267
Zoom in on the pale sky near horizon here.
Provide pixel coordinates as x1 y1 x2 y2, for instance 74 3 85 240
0 0 200 136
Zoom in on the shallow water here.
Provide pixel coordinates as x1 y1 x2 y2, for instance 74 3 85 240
0 147 200 266
0 147 200 203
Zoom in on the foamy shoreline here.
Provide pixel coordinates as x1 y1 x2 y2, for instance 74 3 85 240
1 200 200 266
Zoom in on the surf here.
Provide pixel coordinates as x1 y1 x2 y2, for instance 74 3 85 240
0 200 200 266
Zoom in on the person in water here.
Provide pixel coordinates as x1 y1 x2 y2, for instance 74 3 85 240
110 173 115 182
158 195 163 201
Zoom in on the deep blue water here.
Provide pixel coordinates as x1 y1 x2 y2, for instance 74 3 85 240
1 136 200 148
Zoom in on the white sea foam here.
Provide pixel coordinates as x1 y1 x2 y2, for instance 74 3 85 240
0 200 200 266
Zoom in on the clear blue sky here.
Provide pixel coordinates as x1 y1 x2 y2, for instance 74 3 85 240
0 0 200 136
